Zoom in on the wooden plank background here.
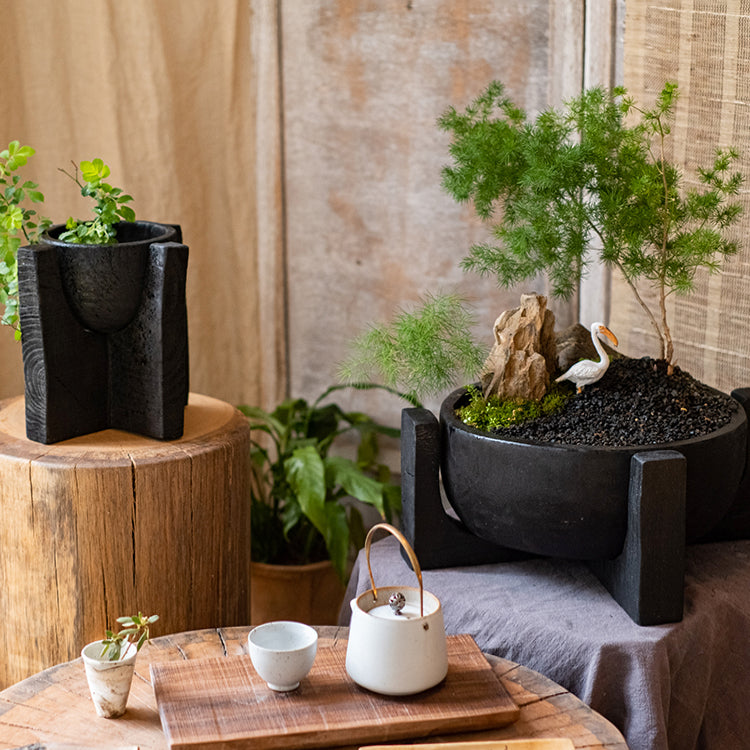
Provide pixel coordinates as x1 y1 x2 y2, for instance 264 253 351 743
0 0 626 434
281 0 590 429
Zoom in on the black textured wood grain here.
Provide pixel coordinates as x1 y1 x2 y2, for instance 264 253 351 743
17 222 189 443
589 451 686 625
18 242 108 443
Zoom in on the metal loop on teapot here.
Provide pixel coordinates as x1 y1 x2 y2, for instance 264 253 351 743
364 522 424 618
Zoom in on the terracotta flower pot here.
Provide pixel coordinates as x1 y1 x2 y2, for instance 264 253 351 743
250 560 346 626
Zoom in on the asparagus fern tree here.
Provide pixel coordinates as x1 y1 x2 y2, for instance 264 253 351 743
342 81 743 398
441 80 743 372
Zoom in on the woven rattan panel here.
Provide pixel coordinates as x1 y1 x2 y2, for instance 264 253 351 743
612 0 750 391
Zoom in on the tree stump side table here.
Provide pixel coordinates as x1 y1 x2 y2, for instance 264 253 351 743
0 393 251 689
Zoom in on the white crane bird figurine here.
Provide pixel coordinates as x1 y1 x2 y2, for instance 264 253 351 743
555 322 618 393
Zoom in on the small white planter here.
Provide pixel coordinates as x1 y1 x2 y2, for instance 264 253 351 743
81 641 138 718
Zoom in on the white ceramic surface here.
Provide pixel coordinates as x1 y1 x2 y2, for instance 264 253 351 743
81 641 137 718
247 620 318 691
346 584 448 696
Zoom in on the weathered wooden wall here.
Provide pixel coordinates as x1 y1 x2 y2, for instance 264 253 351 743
281 0 592 427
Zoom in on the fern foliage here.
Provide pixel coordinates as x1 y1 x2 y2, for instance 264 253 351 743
439 81 743 366
339 293 485 399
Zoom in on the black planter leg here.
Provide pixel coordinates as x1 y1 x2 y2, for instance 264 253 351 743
699 388 750 541
400 407 524 569
18 244 108 443
109 241 189 440
589 450 686 625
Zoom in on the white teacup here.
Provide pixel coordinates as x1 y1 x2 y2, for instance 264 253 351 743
247 621 318 691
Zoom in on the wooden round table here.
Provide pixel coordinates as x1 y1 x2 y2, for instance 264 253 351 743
0 626 628 749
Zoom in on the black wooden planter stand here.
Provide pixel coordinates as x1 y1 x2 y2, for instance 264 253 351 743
17 224 189 444
400 389 750 626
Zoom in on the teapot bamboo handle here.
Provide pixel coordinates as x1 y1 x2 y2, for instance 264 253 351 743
364 522 424 618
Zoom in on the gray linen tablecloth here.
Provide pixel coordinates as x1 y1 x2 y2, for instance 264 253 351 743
340 536 750 750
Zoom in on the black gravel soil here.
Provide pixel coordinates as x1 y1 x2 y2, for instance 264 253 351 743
495 356 738 447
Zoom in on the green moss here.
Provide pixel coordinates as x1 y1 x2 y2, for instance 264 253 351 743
457 383 572 432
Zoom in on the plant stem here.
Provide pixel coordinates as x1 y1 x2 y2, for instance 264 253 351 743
614 260 665 354
58 163 84 190
655 114 674 371
579 200 665 354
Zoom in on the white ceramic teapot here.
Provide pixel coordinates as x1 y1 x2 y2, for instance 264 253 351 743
345 523 448 695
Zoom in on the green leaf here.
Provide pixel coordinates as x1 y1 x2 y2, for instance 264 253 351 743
284 445 327 534
80 158 110 182
355 428 378 466
3 206 24 231
325 455 386 516
118 205 136 222
323 502 350 581
238 404 287 442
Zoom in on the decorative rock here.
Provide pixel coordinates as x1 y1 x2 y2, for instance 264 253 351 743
480 293 556 401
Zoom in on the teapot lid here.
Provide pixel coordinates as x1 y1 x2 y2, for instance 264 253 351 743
367 601 423 620
353 584 441 620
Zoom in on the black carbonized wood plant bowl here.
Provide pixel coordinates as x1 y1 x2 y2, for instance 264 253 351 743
439 386 748 560
45 221 179 333
18 220 189 443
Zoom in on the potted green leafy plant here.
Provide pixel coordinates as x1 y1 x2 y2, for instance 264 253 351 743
0 146 140 337
341 81 748 570
0 142 189 443
81 611 158 719
37 157 175 335
239 384 412 625
0 141 50 337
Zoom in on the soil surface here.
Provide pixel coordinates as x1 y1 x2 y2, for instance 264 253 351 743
495 356 739 447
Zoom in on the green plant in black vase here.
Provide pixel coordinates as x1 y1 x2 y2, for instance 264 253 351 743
238 384 416 583
0 146 136 336
58 157 135 244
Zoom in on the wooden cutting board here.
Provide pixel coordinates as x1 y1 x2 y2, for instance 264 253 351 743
151 633 519 750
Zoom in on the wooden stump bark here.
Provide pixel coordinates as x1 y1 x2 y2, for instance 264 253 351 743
0 393 251 688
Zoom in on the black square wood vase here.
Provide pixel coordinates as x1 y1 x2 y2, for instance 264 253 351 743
17 221 189 444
